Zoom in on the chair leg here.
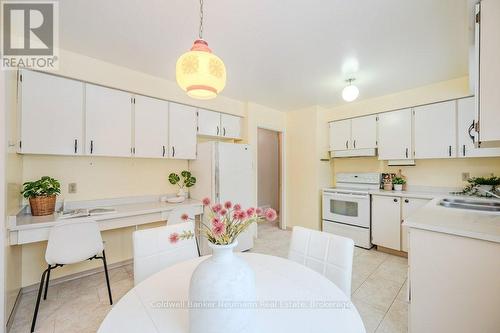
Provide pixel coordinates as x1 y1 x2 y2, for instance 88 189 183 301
101 250 113 305
43 265 51 300
31 268 49 333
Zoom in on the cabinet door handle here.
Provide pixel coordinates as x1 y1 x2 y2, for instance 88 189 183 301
404 199 409 203
217 126 219 136
74 139 78 154
468 120 475 143
393 198 398 203
353 140 356 148
162 145 166 157
346 140 349 149
448 145 452 157
405 148 408 158
462 144 466 157
172 146 175 157
90 140 94 154
223 127 226 136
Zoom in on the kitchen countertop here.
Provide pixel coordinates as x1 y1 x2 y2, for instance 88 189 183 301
369 186 459 199
403 197 500 243
9 196 203 231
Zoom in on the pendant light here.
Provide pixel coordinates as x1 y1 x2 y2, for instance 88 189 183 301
176 0 226 99
342 78 359 102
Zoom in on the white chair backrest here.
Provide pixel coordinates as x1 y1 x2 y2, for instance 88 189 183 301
167 208 194 225
133 221 198 285
45 220 104 265
288 226 354 298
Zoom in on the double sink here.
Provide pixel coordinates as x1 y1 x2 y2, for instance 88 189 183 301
439 198 500 212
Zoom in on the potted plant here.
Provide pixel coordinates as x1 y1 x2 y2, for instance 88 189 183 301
174 199 277 333
21 176 61 216
392 177 406 191
168 170 196 198
460 176 500 197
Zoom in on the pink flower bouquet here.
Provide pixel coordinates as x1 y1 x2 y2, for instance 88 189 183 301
169 197 277 245
200 198 277 245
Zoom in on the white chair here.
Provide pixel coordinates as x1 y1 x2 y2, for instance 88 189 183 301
31 220 112 332
133 221 199 285
288 226 354 298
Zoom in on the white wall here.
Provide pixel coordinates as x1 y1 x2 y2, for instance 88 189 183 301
4 70 23 325
257 128 279 210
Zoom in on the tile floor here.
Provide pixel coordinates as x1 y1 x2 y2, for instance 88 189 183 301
10 222 408 333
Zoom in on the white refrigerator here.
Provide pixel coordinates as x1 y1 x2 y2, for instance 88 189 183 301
189 142 256 255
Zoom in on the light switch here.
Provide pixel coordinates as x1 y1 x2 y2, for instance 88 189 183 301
68 183 77 193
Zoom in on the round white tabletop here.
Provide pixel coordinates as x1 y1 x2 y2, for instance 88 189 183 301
98 253 366 333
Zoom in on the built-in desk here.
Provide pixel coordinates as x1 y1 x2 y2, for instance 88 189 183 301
8 195 204 245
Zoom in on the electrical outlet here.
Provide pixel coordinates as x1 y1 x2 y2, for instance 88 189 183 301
462 172 470 181
68 183 77 194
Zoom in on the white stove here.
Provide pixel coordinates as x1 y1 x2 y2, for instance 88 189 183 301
322 173 381 249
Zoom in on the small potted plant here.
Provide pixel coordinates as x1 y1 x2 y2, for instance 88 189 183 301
21 176 61 216
392 177 406 191
168 170 196 198
459 176 500 197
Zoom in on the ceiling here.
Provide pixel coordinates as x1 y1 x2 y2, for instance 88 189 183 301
58 0 470 111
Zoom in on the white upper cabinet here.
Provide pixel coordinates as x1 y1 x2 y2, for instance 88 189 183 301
169 102 197 159
220 114 242 139
414 101 456 159
329 119 351 151
378 109 413 160
85 84 132 157
458 97 500 158
197 109 221 137
134 95 169 158
351 115 377 149
19 70 84 155
476 0 500 147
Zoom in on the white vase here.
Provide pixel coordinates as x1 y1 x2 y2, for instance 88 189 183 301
177 188 187 198
189 241 256 333
394 184 403 191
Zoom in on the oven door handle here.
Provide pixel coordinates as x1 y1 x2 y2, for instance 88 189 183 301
324 193 369 200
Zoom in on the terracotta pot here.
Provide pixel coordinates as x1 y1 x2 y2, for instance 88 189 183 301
29 195 56 216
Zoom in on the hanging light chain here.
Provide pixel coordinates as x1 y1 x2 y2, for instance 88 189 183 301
199 0 204 39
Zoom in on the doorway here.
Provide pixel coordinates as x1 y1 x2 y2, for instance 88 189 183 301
257 128 284 229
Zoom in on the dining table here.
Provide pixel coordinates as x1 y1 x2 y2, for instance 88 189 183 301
98 252 366 333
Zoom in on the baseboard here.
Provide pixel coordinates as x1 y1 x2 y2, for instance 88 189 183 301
376 245 408 258
6 290 22 333
21 259 133 294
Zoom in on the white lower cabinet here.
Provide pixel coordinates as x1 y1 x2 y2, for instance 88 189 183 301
169 103 197 159
372 195 430 252
401 197 430 252
408 228 500 332
371 195 402 250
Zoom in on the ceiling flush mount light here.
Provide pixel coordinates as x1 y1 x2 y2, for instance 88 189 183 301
176 0 226 100
342 78 359 102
